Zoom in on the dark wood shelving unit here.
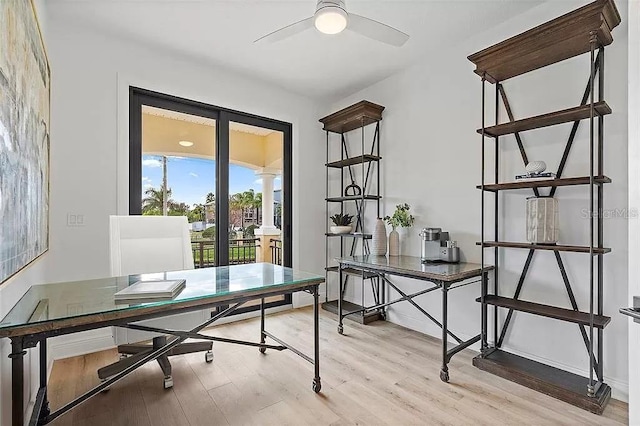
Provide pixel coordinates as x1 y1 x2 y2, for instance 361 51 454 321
477 295 611 328
467 0 620 83
326 195 381 202
468 0 620 414
326 266 378 280
326 155 381 168
473 350 611 414
477 241 611 254
477 176 611 192
320 101 384 324
325 233 372 239
477 102 611 137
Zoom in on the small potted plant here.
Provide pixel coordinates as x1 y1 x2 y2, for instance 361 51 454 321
384 203 415 256
329 213 354 234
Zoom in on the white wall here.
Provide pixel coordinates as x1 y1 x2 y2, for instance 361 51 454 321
627 0 640 422
0 11 326 425
328 0 630 401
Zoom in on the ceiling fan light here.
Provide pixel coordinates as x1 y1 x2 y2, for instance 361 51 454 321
314 6 348 35
178 140 194 147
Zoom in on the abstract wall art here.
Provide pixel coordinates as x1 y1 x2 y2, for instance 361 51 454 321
0 0 50 284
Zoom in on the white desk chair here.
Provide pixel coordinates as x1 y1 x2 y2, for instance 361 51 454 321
97 215 213 389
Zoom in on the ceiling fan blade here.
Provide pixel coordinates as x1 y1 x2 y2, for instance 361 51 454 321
348 13 409 47
254 17 314 43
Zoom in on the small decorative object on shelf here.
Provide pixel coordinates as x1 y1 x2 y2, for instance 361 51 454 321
384 203 415 256
517 161 556 181
371 218 387 255
329 213 354 234
344 182 362 196
525 160 547 175
526 197 559 244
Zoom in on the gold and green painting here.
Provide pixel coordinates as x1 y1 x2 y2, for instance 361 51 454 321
0 0 50 283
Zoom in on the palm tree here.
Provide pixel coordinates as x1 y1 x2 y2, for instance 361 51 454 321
142 187 173 215
229 192 245 229
205 192 215 204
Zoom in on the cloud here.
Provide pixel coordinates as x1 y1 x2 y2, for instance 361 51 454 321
144 183 153 189
142 176 151 182
189 172 198 178
253 179 263 185
142 159 162 168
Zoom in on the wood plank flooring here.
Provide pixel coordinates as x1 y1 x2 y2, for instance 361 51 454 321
48 308 628 425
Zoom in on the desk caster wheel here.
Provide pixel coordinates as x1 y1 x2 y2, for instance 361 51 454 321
119 353 128 360
337 324 343 335
259 346 266 354
205 350 214 363
163 376 174 389
312 378 321 393
440 369 449 383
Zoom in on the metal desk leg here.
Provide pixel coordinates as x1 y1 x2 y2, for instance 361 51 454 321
338 266 344 334
38 338 50 421
312 285 322 393
440 284 450 382
259 298 266 354
10 338 26 426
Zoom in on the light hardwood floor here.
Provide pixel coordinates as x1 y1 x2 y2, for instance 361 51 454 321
48 308 628 425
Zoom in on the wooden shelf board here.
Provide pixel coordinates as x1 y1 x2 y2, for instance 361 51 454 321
326 266 378 280
326 155 381 168
467 0 621 83
478 241 610 254
326 233 372 239
326 195 381 202
477 102 611 137
477 176 611 191
477 295 610 328
473 349 611 414
321 300 382 324
320 101 385 134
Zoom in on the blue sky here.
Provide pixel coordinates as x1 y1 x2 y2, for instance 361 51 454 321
142 155 281 206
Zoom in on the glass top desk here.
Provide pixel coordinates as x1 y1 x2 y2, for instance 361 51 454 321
0 263 324 426
335 255 493 383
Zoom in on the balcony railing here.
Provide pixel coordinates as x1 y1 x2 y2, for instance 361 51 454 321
191 238 260 268
270 238 282 266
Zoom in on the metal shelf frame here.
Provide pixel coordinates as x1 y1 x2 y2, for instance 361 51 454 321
322 106 384 323
476 36 611 411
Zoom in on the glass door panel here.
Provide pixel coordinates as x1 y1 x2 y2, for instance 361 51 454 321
140 105 217 267
229 121 286 309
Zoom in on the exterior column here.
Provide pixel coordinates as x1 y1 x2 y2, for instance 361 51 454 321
255 169 281 263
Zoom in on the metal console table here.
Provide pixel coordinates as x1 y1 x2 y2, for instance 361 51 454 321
0 263 324 426
336 255 493 382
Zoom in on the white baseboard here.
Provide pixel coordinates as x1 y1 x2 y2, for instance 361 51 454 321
49 329 116 361
386 309 629 403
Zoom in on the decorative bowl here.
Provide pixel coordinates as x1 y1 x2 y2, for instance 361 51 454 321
330 225 352 234
525 161 547 175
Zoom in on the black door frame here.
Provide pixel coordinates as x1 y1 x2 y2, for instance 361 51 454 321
129 87 293 311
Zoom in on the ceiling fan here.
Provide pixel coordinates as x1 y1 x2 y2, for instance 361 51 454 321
254 0 409 47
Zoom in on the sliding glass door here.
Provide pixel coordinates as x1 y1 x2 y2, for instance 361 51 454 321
129 88 293 312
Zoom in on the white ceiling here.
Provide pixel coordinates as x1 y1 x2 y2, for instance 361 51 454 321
47 0 544 101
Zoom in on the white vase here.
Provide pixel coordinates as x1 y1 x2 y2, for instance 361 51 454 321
388 229 400 256
371 218 387 255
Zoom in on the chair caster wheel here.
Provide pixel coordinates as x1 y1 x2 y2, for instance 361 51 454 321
440 369 449 383
312 379 321 393
163 376 174 389
337 325 343 335
119 353 127 360
259 346 266 354
205 350 214 363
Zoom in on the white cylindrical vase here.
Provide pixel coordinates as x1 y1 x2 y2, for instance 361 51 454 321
371 218 387 255
526 197 559 244
388 229 400 256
